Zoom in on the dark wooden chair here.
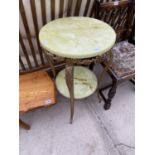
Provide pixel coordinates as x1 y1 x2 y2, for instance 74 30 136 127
93 0 135 110
95 0 135 41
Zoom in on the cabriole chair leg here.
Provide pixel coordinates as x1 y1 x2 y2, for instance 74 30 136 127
104 80 117 110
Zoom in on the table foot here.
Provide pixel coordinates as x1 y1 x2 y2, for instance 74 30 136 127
69 118 73 124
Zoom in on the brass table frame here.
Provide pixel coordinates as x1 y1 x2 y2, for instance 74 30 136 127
44 50 112 123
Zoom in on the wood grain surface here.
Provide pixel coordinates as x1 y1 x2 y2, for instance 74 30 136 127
19 71 56 113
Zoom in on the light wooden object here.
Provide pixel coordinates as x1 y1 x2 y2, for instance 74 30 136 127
19 70 56 129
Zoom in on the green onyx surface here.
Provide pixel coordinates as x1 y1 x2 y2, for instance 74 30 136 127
55 66 98 99
39 17 116 59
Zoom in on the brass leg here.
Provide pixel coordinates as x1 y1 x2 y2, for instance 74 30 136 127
65 60 74 124
19 119 30 130
45 51 56 78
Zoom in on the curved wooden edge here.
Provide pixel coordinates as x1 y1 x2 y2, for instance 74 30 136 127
19 100 57 114
99 0 133 11
19 119 30 130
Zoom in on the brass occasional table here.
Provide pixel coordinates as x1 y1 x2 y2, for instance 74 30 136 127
39 17 116 123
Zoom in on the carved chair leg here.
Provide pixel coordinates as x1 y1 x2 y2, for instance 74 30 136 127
89 62 95 70
65 61 74 124
19 119 30 130
130 79 135 85
104 80 117 110
99 84 113 103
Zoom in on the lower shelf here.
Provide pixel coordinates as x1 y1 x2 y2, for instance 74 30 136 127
56 66 98 99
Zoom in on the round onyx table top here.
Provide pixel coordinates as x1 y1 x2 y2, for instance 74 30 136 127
39 17 116 59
